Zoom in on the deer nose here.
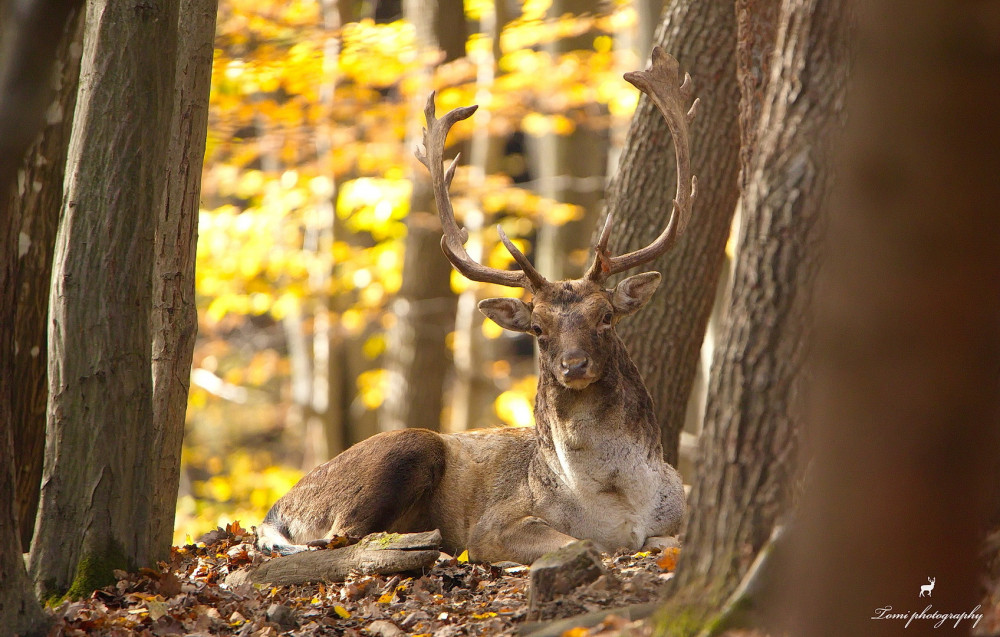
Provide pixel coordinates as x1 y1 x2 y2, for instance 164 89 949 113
560 350 590 377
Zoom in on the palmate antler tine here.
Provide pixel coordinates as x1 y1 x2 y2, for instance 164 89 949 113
417 92 539 290
587 47 699 282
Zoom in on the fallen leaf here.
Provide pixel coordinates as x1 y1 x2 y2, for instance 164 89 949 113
471 611 497 619
146 599 168 621
367 619 406 637
656 547 680 571
156 571 182 597
227 520 246 537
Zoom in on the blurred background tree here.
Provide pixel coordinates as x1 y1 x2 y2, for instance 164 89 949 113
176 0 661 543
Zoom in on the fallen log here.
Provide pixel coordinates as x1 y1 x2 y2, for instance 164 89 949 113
230 530 443 587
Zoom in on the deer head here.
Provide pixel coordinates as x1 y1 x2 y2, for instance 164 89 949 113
415 47 698 391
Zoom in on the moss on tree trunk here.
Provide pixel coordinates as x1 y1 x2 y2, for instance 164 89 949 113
59 539 130 602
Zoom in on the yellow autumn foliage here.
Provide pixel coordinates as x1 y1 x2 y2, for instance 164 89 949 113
173 449 303 546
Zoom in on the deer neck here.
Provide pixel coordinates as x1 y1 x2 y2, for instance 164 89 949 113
533 337 663 467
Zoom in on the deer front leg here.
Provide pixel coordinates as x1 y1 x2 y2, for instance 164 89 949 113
469 514 578 565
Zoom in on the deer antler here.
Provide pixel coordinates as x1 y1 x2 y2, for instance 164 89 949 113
416 92 548 292
587 47 699 282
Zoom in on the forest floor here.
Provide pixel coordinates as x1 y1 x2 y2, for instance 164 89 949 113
41 523 694 637
42 523 1000 636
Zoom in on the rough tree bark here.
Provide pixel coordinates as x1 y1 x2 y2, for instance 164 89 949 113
0 0 83 632
29 0 181 598
149 0 218 562
602 0 740 466
8 6 83 550
734 0 780 195
677 0 781 477
0 430 46 636
380 0 465 432
776 3 1000 635
664 0 848 626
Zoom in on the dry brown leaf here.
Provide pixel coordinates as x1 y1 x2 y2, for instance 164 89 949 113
656 547 680 571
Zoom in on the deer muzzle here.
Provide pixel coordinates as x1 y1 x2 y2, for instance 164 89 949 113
560 350 595 389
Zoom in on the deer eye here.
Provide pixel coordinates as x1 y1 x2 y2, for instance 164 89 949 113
601 311 614 326
531 324 543 337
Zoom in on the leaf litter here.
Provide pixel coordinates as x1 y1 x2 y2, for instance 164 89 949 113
42 521 684 636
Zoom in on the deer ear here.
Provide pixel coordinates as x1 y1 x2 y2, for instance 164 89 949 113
612 272 661 316
478 298 533 332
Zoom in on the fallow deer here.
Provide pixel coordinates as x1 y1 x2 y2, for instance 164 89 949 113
919 577 935 597
257 47 698 564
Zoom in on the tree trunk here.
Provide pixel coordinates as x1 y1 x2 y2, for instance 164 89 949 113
448 1 509 432
312 0 348 463
0 0 82 188
734 0 780 196
149 0 217 561
0 0 83 631
677 0 779 471
279 0 350 469
665 0 848 623
403 0 465 62
602 0 740 466
533 130 606 280
776 3 1000 635
8 6 83 550
29 0 180 598
0 1 83 632
381 212 457 431
633 0 664 68
530 0 606 282
449 290 500 431
380 0 465 432
0 428 47 635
